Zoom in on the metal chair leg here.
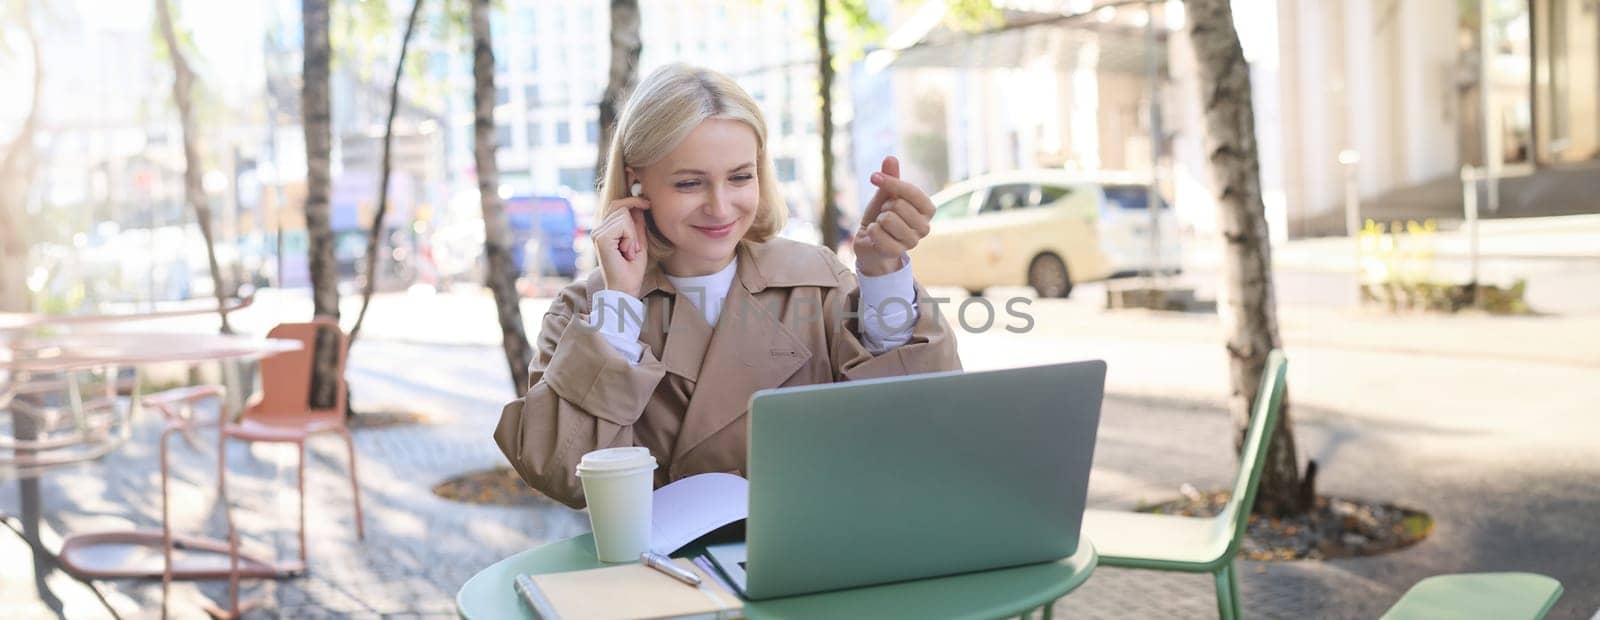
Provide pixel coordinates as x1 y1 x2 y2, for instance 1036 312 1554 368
1227 560 1243 618
1214 563 1238 620
296 441 307 567
216 434 228 500
159 424 177 619
336 428 365 540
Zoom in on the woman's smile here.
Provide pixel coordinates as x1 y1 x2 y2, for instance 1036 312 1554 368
692 221 738 238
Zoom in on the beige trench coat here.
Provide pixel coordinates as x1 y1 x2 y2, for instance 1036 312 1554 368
494 238 962 508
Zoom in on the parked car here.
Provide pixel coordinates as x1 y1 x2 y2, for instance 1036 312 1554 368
910 170 1182 298
505 194 579 279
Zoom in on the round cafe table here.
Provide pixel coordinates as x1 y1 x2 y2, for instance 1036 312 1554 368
456 534 1096 620
2 332 303 586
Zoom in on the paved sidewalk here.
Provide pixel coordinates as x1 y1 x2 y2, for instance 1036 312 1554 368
5 289 1597 618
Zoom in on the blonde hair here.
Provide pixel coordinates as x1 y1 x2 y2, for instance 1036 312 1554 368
597 64 789 258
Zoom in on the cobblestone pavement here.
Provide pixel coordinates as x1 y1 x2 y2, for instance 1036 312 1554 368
4 297 1597 618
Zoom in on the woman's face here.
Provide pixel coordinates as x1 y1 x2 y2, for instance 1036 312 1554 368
633 118 760 277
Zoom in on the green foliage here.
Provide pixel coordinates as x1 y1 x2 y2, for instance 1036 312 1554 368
332 0 395 83
826 0 882 67
1399 513 1433 539
35 276 84 315
823 0 1000 67
390 0 484 107
942 0 1003 32
833 0 884 42
1357 218 1534 315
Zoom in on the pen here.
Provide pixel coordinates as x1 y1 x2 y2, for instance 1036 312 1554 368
640 551 702 587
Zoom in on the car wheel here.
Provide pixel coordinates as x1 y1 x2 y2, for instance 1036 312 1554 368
1029 254 1072 298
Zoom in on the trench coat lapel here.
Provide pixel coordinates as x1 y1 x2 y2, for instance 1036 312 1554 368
670 250 813 465
658 292 712 383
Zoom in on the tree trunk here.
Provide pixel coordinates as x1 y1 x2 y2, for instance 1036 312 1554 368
303 0 342 409
816 0 840 252
594 0 641 182
1185 0 1311 516
155 0 233 334
0 0 41 313
349 0 425 345
471 0 534 396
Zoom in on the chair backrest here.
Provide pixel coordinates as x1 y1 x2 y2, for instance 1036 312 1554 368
1214 350 1288 550
252 318 347 420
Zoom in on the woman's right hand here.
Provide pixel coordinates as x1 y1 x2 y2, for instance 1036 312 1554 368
592 197 651 298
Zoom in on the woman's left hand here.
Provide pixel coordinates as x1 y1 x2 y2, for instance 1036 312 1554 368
854 156 935 277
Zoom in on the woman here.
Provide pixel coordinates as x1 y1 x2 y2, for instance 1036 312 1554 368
495 64 961 509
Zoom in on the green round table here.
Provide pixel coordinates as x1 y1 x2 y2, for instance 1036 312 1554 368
456 534 1096 620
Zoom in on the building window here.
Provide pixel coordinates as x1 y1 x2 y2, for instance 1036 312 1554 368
495 123 512 150
775 157 797 182
1457 1 1532 166
495 86 509 106
456 121 472 156
518 7 536 34
556 121 572 145
1532 0 1599 164
525 84 540 107
527 121 541 147
558 167 594 193
586 119 599 144
528 47 539 72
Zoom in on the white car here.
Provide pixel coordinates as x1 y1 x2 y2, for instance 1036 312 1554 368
911 170 1182 298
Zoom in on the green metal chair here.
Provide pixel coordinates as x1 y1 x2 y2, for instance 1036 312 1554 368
1075 350 1288 620
1382 572 1563 620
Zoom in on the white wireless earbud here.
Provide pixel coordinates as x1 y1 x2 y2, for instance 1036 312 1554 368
630 182 643 198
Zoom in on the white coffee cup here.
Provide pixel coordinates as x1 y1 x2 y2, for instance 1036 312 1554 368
576 447 658 562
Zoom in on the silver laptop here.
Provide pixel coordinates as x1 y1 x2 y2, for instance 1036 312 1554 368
705 361 1105 600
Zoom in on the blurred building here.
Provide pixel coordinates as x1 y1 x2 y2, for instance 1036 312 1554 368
7 0 280 302
425 0 829 230
1265 0 1599 237
868 0 1599 240
858 0 1168 210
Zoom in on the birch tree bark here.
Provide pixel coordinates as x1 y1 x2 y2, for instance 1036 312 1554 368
594 0 641 183
815 0 840 251
471 0 534 395
1186 0 1312 515
303 0 343 409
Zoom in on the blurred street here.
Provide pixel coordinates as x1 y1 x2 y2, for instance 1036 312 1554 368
5 0 1599 616
5 261 1598 617
1184 215 1600 315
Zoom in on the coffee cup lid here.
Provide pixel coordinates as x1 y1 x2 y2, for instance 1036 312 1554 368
576 447 657 477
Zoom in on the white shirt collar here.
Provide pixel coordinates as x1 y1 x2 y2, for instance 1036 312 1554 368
663 257 738 326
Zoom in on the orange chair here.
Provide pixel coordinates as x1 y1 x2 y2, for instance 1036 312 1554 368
218 317 364 572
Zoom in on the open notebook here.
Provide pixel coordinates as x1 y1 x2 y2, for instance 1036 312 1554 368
649 473 748 555
516 558 743 620
512 474 751 619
